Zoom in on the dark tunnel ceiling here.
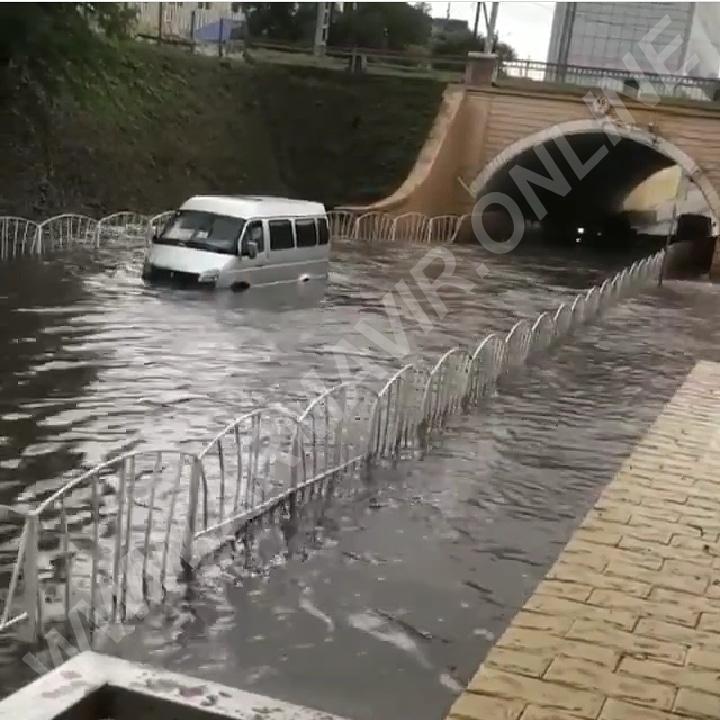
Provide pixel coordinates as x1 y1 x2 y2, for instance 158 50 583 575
482 133 676 224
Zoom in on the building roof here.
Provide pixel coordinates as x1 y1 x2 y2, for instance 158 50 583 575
180 195 326 218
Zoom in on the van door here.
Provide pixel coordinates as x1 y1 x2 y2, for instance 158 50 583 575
227 219 267 289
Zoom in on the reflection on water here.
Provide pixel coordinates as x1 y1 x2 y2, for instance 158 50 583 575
0 239 715 719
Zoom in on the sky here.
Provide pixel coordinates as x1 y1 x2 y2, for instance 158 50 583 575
428 1 556 61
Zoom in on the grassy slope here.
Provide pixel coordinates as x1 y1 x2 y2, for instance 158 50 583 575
0 44 443 218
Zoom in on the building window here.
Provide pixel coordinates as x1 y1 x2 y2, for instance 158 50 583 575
269 220 294 251
317 218 329 245
231 2 241 12
295 219 317 248
198 2 212 9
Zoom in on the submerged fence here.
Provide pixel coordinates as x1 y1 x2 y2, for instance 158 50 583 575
0 211 177 259
1 209 463 262
0 207 664 643
329 210 469 244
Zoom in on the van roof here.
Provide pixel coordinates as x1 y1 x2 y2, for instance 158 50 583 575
180 195 326 219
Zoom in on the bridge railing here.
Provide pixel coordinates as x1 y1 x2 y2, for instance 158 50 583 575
0 206 665 642
499 58 720 102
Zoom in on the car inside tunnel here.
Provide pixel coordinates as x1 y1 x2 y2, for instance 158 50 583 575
469 128 709 254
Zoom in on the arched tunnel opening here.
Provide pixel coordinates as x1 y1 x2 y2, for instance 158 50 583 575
467 126 718 275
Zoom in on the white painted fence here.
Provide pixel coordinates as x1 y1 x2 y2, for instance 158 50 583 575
0 209 473 259
0 207 664 643
0 211 169 260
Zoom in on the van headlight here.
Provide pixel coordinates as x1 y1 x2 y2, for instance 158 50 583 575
199 269 219 283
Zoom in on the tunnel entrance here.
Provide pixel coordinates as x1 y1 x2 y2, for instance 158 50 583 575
469 120 720 262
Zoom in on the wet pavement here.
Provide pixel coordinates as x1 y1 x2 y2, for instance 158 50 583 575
1 237 716 718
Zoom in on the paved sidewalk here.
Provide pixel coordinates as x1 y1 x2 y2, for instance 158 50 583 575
448 360 720 720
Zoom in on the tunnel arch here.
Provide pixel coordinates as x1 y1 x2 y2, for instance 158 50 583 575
469 119 720 232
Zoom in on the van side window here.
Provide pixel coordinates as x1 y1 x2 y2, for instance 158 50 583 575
244 220 264 253
269 219 294 250
295 219 317 248
317 217 329 245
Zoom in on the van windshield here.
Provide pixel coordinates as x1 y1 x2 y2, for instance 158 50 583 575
155 211 246 255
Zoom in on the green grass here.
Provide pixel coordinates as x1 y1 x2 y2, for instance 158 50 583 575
0 43 444 218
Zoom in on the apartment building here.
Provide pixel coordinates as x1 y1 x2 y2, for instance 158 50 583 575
131 2 244 40
547 2 720 77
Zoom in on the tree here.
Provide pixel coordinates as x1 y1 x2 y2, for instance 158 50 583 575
244 2 316 43
0 3 135 100
0 3 135 199
432 29 517 62
328 3 431 50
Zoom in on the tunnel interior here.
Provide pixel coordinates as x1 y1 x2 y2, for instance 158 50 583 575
476 130 700 251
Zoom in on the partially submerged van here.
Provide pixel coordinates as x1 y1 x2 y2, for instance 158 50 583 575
142 195 329 290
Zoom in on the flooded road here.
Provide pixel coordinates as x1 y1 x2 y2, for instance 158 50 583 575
1 238 716 718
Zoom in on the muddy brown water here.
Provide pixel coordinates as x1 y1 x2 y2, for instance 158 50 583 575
0 238 716 719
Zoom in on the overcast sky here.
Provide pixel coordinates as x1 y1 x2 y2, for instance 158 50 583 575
428 1 556 61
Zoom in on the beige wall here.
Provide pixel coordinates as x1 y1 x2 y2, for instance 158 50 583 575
351 85 720 223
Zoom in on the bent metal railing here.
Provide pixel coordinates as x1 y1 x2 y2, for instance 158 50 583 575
427 214 461 244
193 406 301 558
96 211 150 246
327 210 355 241
39 214 98 252
392 212 430 244
0 210 470 257
0 218 40 260
1 451 203 642
0 212 664 642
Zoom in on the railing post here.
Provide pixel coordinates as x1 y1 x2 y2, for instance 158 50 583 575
35 225 43 255
465 51 498 86
181 459 200 570
288 427 301 519
19 514 40 643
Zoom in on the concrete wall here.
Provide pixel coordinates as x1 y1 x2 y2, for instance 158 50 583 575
353 84 720 222
343 86 479 216
350 80 720 273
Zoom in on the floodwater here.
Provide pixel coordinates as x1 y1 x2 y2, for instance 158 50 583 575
1 237 718 718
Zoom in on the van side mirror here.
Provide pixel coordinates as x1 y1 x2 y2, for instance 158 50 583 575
240 238 257 259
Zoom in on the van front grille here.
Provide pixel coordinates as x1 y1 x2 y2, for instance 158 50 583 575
145 265 203 286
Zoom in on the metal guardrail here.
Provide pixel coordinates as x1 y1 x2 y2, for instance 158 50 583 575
0 211 174 260
0 218 40 260
0 208 664 642
330 210 468 245
498 58 720 102
246 40 466 73
0 209 464 266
